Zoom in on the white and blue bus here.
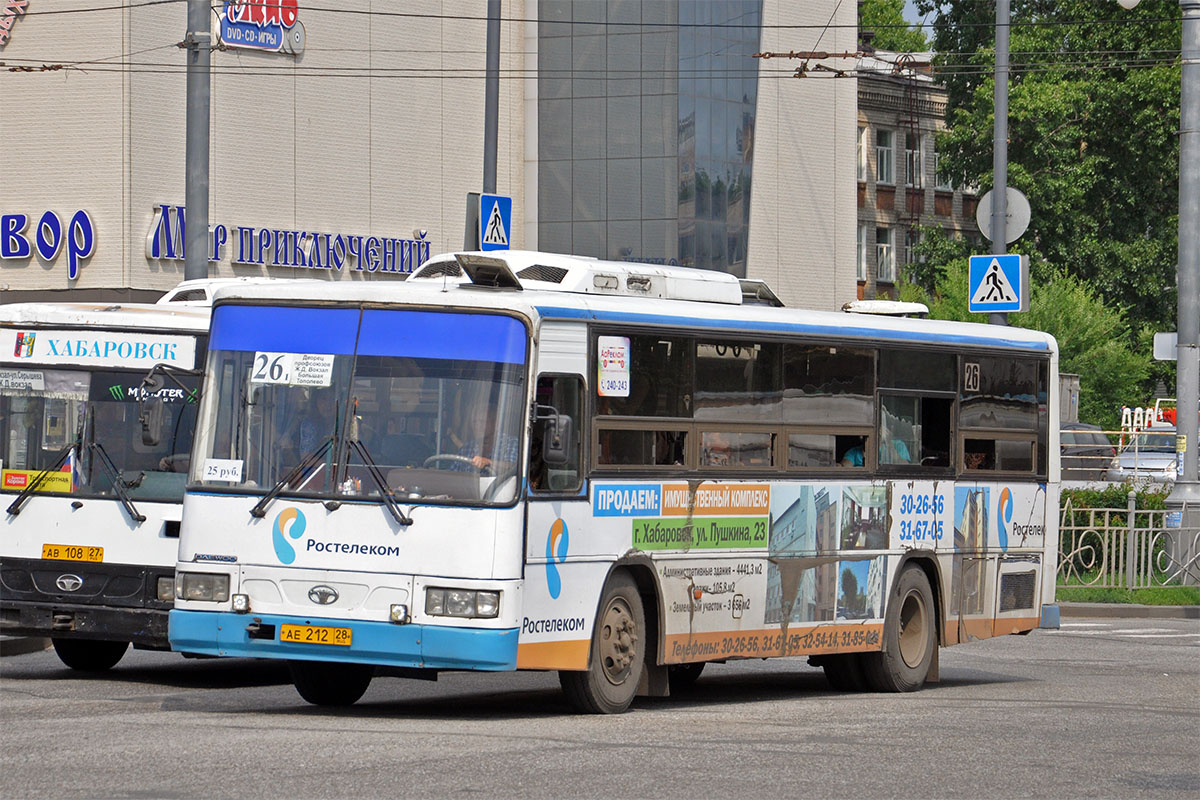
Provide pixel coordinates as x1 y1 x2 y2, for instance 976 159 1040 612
170 251 1058 712
1 300 210 670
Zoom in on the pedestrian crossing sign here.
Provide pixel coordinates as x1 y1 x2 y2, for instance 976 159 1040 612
968 254 1028 313
479 194 512 252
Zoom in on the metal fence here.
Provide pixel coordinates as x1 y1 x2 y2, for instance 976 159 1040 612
1058 496 1200 588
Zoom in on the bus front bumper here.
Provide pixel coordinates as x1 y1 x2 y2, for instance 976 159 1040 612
168 610 518 670
1 601 170 648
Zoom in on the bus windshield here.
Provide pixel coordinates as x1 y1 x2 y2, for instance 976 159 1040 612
191 306 528 506
0 367 199 502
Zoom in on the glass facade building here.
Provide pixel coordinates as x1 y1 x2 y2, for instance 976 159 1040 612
538 0 762 276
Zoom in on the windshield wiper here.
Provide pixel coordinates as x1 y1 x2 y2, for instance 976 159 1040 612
87 442 147 524
347 440 413 526
5 442 75 517
250 436 334 518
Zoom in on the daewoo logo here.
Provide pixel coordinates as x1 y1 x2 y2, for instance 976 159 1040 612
545 519 569 599
272 507 307 564
56 574 83 592
308 585 338 605
998 487 1013 551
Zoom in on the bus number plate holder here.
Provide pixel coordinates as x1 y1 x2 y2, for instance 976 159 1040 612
279 624 352 647
41 544 104 563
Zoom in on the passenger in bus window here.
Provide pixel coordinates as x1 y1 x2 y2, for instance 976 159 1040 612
880 437 912 464
701 431 732 466
964 439 995 470
377 416 431 468
840 441 866 467
278 389 338 460
655 431 686 466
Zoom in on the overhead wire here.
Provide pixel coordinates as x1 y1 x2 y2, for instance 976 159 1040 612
4 56 1181 78
14 0 1183 31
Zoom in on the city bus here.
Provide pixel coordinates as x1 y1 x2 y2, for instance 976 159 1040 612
1 300 210 670
168 251 1059 712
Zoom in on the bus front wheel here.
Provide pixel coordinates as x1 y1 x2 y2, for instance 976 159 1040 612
51 638 129 672
559 571 645 714
289 660 374 706
862 564 936 692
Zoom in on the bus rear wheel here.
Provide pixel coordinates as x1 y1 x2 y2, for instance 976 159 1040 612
862 564 936 692
51 638 129 672
289 660 374 706
559 571 645 714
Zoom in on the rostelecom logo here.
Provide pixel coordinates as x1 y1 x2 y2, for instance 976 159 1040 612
998 487 1013 551
545 518 569 599
272 507 307 564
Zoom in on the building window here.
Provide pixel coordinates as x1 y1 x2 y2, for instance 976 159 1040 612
876 227 895 283
904 228 921 265
904 132 922 188
857 223 869 281
934 152 953 191
857 126 868 182
875 130 894 185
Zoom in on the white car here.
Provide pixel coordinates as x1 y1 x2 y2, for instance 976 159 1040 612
1106 427 1180 483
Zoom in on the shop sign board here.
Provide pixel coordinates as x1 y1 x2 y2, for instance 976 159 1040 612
220 0 306 54
145 204 431 276
0 209 96 280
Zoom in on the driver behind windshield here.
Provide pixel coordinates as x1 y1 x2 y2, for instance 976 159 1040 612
452 400 519 473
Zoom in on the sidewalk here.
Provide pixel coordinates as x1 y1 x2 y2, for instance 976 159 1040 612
1059 602 1200 620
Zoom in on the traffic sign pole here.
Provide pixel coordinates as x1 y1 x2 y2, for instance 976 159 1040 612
990 0 1010 326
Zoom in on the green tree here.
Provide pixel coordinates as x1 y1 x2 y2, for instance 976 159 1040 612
918 0 1181 337
860 0 929 53
900 268 1150 430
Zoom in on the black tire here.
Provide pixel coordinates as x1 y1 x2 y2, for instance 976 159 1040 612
51 638 128 672
821 653 868 692
862 564 937 692
559 571 646 714
667 662 705 692
289 660 374 706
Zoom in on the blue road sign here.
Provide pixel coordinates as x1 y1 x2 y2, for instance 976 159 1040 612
479 194 512 251
968 254 1027 313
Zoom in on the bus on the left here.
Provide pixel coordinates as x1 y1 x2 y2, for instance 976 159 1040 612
0 299 210 671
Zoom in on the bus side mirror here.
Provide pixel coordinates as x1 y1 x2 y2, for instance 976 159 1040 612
543 414 572 466
139 397 164 447
139 373 166 447
535 404 572 466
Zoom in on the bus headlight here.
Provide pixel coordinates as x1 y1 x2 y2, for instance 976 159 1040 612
156 577 175 602
425 587 500 619
176 572 230 603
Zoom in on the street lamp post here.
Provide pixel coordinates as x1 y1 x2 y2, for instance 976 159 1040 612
184 0 210 282
1123 0 1200 570
1167 0 1200 562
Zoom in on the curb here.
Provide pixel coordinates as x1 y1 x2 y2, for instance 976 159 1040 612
0 636 51 657
1059 602 1200 620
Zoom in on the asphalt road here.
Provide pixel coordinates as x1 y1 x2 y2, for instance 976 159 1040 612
1 617 1197 799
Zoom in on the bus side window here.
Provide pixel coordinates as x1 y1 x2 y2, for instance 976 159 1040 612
531 375 583 493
